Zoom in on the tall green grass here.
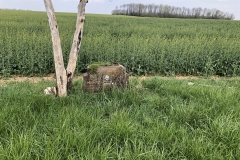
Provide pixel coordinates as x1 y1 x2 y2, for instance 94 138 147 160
0 77 240 159
0 10 240 76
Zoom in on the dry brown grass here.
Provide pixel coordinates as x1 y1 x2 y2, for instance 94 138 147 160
0 74 83 86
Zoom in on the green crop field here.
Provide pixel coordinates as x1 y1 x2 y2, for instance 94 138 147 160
0 10 240 77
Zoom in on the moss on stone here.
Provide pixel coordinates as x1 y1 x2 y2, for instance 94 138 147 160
88 62 111 74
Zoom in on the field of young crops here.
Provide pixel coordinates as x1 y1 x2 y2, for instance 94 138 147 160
0 10 240 77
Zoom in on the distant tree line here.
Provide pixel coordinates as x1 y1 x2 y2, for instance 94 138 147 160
112 3 235 20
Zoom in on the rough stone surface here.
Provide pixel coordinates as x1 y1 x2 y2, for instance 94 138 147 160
83 63 129 92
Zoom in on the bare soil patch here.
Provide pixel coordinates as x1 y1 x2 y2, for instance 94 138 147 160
175 75 200 80
0 74 54 85
0 74 82 86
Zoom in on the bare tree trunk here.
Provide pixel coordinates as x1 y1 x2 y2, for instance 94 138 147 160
67 0 88 90
43 0 67 96
43 0 88 96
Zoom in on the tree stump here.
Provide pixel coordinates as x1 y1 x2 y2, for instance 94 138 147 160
83 63 129 92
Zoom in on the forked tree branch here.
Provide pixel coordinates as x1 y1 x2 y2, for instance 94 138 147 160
66 0 88 90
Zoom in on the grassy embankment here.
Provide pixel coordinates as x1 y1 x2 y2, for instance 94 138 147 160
0 77 240 159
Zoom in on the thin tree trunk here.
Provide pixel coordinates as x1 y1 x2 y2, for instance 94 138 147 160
66 0 88 90
43 0 88 96
43 0 67 96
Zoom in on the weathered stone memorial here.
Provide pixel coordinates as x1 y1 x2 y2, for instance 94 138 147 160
83 62 129 92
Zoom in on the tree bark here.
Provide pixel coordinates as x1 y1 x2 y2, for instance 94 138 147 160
43 0 67 96
67 0 88 90
43 0 88 96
